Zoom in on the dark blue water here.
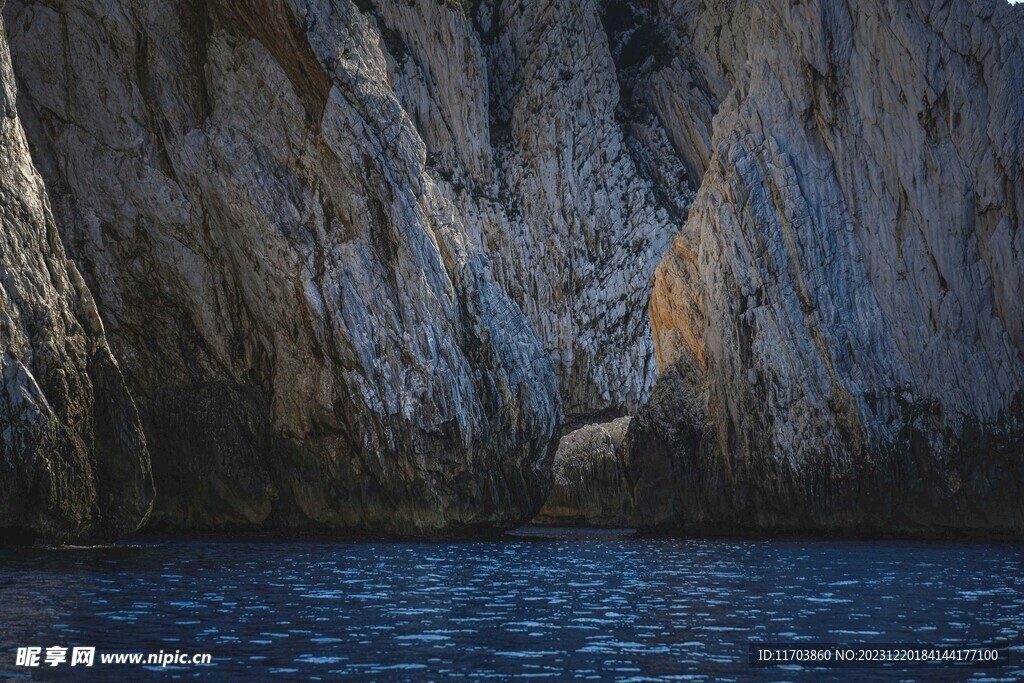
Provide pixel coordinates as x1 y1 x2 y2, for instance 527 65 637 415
1 528 1022 681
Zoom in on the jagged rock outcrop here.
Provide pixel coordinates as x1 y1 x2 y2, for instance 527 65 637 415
633 0 1024 536
0 17 152 544
3 0 571 534
533 417 633 526
3 0 696 533
9 0 1016 539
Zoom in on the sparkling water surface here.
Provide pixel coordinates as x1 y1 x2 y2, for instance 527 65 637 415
1 528 1022 681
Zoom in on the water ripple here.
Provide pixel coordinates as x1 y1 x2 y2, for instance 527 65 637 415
0 528 1022 680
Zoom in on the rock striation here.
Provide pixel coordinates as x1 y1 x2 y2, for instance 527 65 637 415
0 17 152 544
3 0 1021 539
533 417 634 527
2 0 697 534
633 0 1024 536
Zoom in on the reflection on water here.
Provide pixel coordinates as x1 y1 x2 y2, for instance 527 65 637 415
1 528 1023 680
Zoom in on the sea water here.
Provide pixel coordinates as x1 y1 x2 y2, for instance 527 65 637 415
1 528 1022 680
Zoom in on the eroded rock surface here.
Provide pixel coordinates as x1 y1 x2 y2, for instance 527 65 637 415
634 0 1024 535
0 20 152 543
6 0 1018 538
534 417 633 527
3 0 697 533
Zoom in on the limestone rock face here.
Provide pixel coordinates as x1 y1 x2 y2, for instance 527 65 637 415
534 417 634 527
635 0 1024 535
472 0 688 419
3 0 694 533
9 0 1016 539
0 19 152 543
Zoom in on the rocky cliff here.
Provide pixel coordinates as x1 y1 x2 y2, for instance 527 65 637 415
533 417 634 527
2 0 1021 539
2 0 698 533
0 15 152 544
633 0 1024 535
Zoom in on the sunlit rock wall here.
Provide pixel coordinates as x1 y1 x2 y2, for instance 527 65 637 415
3 0 690 532
633 0 1024 536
